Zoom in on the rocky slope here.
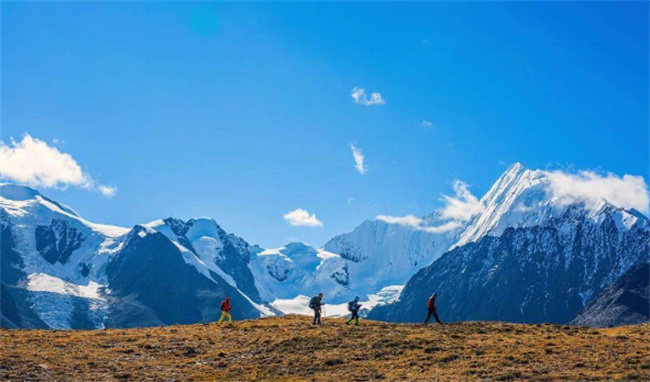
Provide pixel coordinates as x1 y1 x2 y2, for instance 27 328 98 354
572 262 649 327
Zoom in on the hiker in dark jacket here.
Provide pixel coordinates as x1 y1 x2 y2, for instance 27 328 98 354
309 293 325 325
217 297 233 325
346 296 362 325
424 293 443 325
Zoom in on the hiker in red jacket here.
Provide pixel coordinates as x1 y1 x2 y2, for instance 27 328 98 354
217 297 233 325
424 293 443 325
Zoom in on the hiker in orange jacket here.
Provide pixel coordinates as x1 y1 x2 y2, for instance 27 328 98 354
217 297 233 325
424 293 443 325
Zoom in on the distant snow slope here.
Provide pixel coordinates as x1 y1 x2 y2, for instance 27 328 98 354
249 242 349 302
322 218 459 302
270 285 403 318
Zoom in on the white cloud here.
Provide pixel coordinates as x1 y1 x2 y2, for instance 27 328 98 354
420 120 433 129
351 87 385 106
376 214 423 228
98 185 118 198
1 134 91 188
438 180 484 221
546 170 649 214
0 134 116 197
376 214 461 234
376 181 483 234
421 220 464 233
283 208 324 228
350 144 367 174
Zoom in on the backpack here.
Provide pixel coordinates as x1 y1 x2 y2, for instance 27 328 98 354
309 296 319 309
347 301 355 312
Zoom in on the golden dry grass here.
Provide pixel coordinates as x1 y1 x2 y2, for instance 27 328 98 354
1 315 648 381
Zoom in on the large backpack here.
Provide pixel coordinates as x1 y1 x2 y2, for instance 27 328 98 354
347 301 355 312
309 296 319 309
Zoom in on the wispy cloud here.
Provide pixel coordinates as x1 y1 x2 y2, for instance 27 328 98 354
438 180 484 221
350 144 367 174
420 120 433 129
376 214 422 228
376 214 462 234
376 180 483 234
0 134 117 197
547 170 649 214
351 87 385 106
283 208 324 228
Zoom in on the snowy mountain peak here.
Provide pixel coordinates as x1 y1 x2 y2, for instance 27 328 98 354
504 161 525 177
455 164 648 247
184 217 224 241
0 183 42 201
0 184 127 237
282 241 318 254
0 183 80 218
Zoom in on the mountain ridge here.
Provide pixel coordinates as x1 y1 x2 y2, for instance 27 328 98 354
2 162 648 329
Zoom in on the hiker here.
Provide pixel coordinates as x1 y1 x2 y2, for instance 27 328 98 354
346 296 362 325
309 293 325 325
424 293 443 325
217 297 233 325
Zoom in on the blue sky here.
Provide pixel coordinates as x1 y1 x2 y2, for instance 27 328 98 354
2 2 648 247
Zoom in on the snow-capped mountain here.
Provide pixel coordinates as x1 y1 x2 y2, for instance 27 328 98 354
2 162 648 329
249 242 348 301
454 162 648 248
369 164 650 324
323 218 458 298
0 183 412 329
0 184 269 329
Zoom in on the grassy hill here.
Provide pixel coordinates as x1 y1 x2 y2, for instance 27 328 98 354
2 315 648 381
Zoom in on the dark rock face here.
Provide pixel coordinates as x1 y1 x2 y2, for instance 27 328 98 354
331 264 349 286
370 212 650 325
571 263 649 328
162 218 261 303
1 216 47 329
105 226 260 328
1 216 24 286
1 284 48 329
267 264 291 282
36 219 84 264
213 232 260 302
79 263 91 277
